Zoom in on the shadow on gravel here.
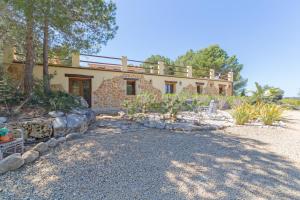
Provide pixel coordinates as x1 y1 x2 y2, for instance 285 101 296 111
1 119 300 200
161 130 300 199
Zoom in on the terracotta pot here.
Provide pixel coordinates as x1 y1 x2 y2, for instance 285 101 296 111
0 135 11 142
7 133 14 140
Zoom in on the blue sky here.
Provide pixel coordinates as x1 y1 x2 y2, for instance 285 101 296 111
100 0 300 97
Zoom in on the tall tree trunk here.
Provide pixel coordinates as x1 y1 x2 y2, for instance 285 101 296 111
43 13 50 94
24 0 34 96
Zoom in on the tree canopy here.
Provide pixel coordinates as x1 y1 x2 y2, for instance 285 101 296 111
175 45 247 95
251 82 284 103
141 55 175 75
142 45 247 94
1 0 118 94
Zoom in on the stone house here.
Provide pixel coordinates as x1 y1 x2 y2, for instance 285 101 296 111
1 47 233 109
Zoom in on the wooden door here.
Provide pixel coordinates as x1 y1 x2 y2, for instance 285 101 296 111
69 78 92 107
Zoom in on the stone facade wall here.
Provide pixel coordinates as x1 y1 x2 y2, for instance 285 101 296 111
226 83 233 96
93 73 162 109
182 82 232 96
182 84 197 96
5 63 234 109
204 80 219 95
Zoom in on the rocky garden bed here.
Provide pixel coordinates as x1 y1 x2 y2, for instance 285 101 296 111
131 110 235 132
0 108 96 174
0 108 95 141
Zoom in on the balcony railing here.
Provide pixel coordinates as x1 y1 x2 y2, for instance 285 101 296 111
1 46 233 82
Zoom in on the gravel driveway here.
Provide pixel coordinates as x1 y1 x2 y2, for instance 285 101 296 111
1 112 300 200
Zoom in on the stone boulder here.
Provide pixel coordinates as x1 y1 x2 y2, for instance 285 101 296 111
48 111 64 118
84 110 96 125
0 153 24 174
46 138 58 148
79 97 89 108
66 132 81 141
118 111 126 118
57 137 66 144
52 116 67 137
71 108 89 115
22 150 39 164
32 142 49 154
66 114 88 133
0 117 7 123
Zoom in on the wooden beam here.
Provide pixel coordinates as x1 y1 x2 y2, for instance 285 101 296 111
65 74 94 78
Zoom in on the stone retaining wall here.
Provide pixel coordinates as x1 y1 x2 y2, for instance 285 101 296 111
3 109 96 140
93 74 162 109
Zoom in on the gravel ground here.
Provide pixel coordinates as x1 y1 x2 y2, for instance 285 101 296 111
226 110 300 164
1 112 300 200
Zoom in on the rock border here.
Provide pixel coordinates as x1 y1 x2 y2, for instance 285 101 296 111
131 111 235 132
0 132 83 175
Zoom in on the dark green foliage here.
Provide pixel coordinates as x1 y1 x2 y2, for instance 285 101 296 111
161 94 188 120
141 45 247 94
251 82 284 104
30 79 81 111
175 45 247 95
0 67 23 105
123 92 160 115
280 98 300 110
2 0 118 94
2 0 118 55
141 55 175 75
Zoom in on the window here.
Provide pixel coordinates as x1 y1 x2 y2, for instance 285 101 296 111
69 78 92 107
219 84 226 96
196 83 204 94
165 82 176 94
126 80 136 95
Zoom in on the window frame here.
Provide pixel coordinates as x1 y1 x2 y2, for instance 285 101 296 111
126 80 136 95
218 84 226 96
196 82 204 94
68 77 92 107
165 81 176 94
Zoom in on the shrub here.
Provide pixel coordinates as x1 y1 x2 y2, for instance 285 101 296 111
122 92 160 115
30 79 82 111
250 82 284 104
0 70 23 106
123 100 138 115
226 96 250 109
280 98 300 110
259 104 283 125
193 95 213 107
233 103 283 125
48 91 82 111
233 103 253 125
188 95 250 110
136 92 158 113
162 94 187 121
